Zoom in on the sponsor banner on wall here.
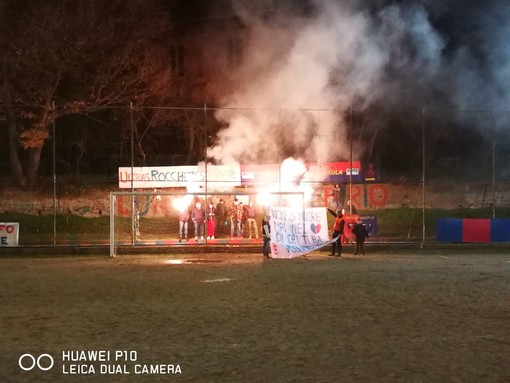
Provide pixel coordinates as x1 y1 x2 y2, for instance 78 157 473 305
0 223 19 247
241 162 364 185
119 162 376 189
268 207 334 259
118 165 241 189
362 163 380 182
322 161 362 183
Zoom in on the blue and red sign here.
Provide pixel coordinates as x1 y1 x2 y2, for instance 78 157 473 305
436 218 510 243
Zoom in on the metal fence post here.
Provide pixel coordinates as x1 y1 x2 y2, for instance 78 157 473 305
421 107 426 249
130 102 135 245
52 101 57 246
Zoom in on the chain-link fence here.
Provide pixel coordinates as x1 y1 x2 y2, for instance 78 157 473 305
1 104 509 246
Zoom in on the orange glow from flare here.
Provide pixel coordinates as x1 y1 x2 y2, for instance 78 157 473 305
256 158 313 206
172 194 194 212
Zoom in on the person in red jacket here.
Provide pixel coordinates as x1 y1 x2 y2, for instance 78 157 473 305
206 200 216 240
327 209 345 257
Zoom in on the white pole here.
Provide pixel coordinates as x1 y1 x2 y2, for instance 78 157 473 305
52 101 57 246
109 193 116 257
422 107 426 249
130 102 135 245
204 103 208 242
492 110 496 219
349 105 353 214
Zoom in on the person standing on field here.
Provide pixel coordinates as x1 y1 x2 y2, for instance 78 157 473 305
215 199 227 237
352 217 369 255
230 198 243 238
238 201 247 238
178 205 191 242
327 208 345 257
206 200 216 239
244 201 259 239
191 201 206 241
262 213 271 258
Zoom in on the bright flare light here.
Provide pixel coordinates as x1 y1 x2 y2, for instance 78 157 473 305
172 194 194 212
256 157 314 207
166 259 185 265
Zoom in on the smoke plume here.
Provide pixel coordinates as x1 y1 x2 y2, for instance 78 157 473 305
207 0 510 166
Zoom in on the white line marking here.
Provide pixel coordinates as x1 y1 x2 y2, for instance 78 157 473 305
201 278 233 283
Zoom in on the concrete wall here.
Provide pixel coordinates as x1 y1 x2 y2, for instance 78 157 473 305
1 181 509 217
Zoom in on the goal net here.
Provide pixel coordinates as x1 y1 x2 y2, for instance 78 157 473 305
109 191 305 256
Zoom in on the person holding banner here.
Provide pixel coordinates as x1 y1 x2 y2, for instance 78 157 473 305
328 209 345 257
262 213 271 258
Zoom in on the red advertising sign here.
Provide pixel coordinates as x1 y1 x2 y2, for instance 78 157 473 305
238 162 370 184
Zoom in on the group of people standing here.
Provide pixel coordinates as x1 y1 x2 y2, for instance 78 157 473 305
178 200 212 241
327 208 369 257
260 207 369 259
178 197 260 241
175 190 370 259
228 199 259 239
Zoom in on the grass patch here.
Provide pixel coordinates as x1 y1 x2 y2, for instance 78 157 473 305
2 207 510 245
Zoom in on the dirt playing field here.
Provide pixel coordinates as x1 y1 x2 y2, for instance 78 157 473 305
1 249 509 382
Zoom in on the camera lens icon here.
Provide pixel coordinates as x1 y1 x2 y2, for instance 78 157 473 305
19 354 54 371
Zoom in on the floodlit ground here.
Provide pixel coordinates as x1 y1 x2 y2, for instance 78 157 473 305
1 250 509 383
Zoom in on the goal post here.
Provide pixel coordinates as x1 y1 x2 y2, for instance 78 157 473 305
109 190 306 257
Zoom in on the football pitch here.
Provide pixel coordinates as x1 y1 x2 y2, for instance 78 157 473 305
1 250 509 382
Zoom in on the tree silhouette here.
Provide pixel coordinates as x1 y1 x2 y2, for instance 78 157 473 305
0 0 174 185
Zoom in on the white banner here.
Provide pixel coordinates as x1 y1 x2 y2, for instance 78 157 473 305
268 207 334 259
0 222 19 247
197 164 242 190
118 165 241 189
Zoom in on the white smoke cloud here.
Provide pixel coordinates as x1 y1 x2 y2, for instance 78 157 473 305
453 0 510 111
207 0 509 166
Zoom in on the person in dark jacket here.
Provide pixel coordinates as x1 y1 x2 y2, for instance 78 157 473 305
327 209 345 257
191 201 206 241
215 199 227 236
352 217 369 255
178 205 191 242
262 213 271 258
